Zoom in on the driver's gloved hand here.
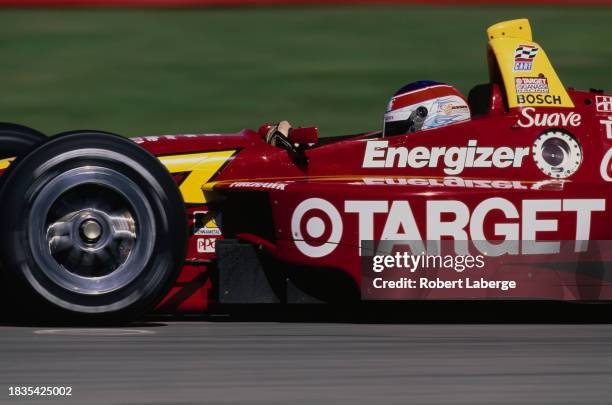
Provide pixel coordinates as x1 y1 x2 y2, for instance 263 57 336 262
265 120 292 147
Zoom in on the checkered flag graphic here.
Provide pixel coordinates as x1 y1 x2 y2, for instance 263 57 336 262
514 45 539 61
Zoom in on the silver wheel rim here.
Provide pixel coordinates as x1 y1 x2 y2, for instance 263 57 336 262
28 166 156 295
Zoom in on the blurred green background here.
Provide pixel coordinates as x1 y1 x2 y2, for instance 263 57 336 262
1 5 611 137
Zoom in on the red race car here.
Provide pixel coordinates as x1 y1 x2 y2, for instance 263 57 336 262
1 18 612 322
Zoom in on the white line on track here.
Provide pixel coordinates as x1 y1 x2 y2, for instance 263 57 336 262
34 329 156 336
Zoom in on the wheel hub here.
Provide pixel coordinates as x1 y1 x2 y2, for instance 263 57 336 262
79 218 103 243
28 166 156 295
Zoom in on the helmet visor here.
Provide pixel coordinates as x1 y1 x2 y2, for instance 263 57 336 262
383 119 411 137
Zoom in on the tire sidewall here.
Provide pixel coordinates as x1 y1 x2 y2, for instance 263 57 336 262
0 122 46 159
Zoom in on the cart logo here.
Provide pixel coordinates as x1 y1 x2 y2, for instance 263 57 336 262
596 95 612 113
513 45 539 72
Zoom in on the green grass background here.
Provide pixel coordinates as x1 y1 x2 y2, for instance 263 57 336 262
0 6 611 137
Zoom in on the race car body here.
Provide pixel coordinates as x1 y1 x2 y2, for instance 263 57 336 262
2 18 612 321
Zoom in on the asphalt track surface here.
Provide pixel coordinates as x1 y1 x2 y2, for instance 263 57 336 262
2 309 612 405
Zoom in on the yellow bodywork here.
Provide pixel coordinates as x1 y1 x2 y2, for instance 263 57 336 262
0 152 234 204
158 150 236 204
0 157 14 170
487 19 573 109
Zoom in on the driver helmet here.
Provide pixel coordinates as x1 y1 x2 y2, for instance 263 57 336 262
383 80 471 136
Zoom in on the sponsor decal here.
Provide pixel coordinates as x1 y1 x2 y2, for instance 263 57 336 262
194 211 221 254
515 76 549 94
359 177 564 191
601 148 612 181
600 116 612 139
361 177 527 189
197 237 217 253
193 211 222 236
362 140 530 175
513 45 539 72
517 107 581 128
291 198 343 258
440 102 470 115
596 95 612 113
516 94 562 105
532 131 582 179
530 179 566 191
426 96 471 129
292 197 605 258
229 181 289 191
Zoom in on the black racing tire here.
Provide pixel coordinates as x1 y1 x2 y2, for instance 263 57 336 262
0 131 187 324
0 122 46 160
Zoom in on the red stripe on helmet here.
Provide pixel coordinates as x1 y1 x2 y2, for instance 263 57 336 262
390 85 466 111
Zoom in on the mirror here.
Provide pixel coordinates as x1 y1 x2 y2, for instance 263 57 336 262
289 127 318 147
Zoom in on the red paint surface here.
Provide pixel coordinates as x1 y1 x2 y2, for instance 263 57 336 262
3 88 612 313
155 263 212 313
139 86 612 312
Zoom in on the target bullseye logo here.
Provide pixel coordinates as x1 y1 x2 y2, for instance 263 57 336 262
291 198 343 258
